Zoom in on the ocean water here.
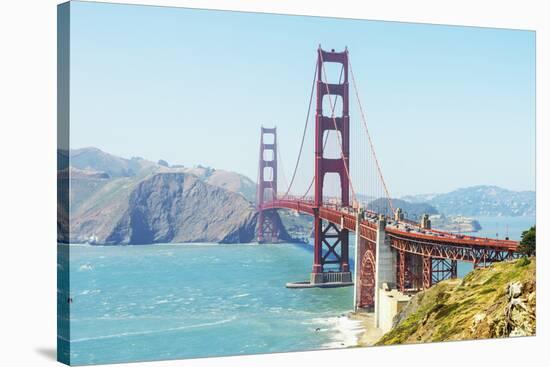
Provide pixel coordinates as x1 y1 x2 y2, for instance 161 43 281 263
66 242 357 365
64 216 535 365
473 215 535 241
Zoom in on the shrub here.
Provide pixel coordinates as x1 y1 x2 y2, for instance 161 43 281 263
518 226 536 257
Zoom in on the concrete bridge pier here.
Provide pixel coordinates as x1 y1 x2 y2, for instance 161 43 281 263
374 215 397 328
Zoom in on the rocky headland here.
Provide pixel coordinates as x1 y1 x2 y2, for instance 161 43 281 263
374 258 536 345
59 147 295 245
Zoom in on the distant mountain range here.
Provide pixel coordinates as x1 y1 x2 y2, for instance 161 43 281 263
401 186 535 217
58 147 535 245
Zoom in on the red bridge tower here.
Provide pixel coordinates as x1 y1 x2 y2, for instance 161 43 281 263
257 127 279 243
311 47 352 286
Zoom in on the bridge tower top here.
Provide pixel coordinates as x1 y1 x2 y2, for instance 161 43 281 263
314 46 350 208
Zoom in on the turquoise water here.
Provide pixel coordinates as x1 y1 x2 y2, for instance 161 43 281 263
67 243 354 365
65 216 535 365
473 215 535 241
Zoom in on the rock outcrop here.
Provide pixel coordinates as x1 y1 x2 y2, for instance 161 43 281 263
58 147 269 245
376 258 536 345
70 172 258 244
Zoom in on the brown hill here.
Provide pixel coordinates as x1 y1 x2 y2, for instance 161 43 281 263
69 172 258 244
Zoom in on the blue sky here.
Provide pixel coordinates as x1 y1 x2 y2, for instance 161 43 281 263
69 1 535 196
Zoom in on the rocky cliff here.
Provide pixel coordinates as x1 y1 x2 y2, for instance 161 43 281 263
70 172 258 244
376 258 536 345
61 147 298 245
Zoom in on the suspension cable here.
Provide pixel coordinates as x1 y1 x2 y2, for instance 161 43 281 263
281 61 318 198
277 144 290 197
300 102 332 200
300 64 344 200
348 54 395 216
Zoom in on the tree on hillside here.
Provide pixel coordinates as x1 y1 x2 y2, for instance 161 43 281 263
519 226 536 257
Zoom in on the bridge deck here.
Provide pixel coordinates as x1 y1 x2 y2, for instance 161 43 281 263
260 199 519 262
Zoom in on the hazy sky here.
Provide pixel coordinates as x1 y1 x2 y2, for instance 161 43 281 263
69 1 535 196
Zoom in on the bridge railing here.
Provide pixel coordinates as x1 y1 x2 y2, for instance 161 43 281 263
259 197 518 251
385 227 518 251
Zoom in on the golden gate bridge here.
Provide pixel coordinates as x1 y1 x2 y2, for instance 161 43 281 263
256 46 518 314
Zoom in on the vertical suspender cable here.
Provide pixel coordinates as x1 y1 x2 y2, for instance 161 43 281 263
301 65 344 200
348 54 395 216
282 61 318 199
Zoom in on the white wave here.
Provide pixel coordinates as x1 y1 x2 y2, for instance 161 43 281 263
66 316 237 343
231 293 250 299
78 264 93 271
79 289 100 295
310 313 364 348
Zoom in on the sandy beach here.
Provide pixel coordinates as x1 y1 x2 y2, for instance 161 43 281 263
347 311 384 347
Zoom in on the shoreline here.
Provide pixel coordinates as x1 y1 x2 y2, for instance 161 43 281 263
316 311 383 349
346 311 384 347
317 313 364 348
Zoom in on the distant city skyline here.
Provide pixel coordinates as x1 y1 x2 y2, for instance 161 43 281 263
70 1 535 196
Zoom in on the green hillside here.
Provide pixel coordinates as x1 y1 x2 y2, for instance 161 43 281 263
376 258 536 345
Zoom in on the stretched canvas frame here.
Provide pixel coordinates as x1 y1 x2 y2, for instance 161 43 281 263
57 1 536 365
